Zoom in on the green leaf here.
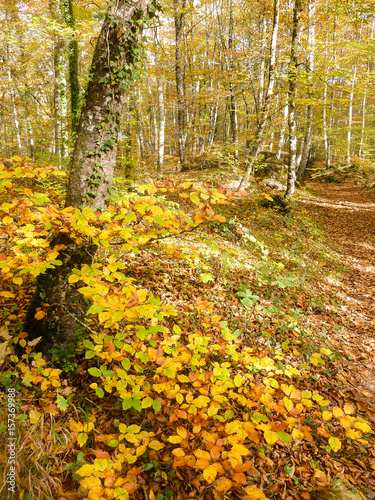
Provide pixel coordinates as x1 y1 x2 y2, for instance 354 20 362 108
88 367 101 377
141 397 153 409
85 350 96 359
133 399 142 412
83 339 95 350
96 387 104 398
121 358 131 371
277 431 291 443
200 273 214 283
153 400 162 412
87 304 106 315
122 398 133 410
56 394 68 411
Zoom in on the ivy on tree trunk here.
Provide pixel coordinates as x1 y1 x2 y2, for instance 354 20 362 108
24 0 154 355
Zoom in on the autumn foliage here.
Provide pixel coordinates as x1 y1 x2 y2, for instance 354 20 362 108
0 158 374 500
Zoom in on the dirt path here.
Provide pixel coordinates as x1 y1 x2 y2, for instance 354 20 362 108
299 181 375 406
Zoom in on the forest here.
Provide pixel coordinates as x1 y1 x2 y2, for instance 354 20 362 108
0 0 375 499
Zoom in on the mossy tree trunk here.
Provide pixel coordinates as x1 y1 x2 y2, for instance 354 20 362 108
24 0 153 356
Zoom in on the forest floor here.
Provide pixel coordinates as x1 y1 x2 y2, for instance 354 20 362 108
298 182 375 407
1 165 375 500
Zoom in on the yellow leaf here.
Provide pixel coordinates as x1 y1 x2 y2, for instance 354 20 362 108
354 421 371 433
283 397 293 412
292 428 304 440
232 444 250 456
68 274 81 284
172 448 185 457
2 216 13 224
168 435 182 444
322 411 332 421
29 410 42 424
77 433 88 447
320 348 332 356
148 440 165 451
346 429 362 440
328 436 342 452
176 426 188 440
225 421 241 435
244 485 269 499
264 430 278 445
333 407 344 418
76 464 95 477
339 416 354 429
173 324 181 334
194 449 211 461
203 464 218 483
34 310 46 320
13 277 23 285
234 373 242 387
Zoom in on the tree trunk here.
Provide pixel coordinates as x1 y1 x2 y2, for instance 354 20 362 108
24 0 152 355
157 77 165 171
50 0 69 163
238 0 279 188
285 0 303 199
61 0 80 136
297 0 315 183
228 0 238 159
174 0 186 168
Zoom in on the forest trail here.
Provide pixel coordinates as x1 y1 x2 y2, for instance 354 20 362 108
300 181 375 406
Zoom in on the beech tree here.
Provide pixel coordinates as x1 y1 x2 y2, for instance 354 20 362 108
24 0 154 353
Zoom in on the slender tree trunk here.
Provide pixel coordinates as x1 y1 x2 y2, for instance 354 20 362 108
239 0 279 188
285 0 303 199
61 0 80 136
276 100 288 160
174 0 186 168
7 65 22 155
24 0 152 355
157 76 165 171
228 0 238 159
50 0 69 163
297 0 315 183
347 62 357 164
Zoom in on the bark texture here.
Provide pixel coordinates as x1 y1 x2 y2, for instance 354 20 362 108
238 0 279 188
285 0 302 199
174 0 186 168
24 0 152 355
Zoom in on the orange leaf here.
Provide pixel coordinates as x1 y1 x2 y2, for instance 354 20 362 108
216 477 233 492
34 310 46 320
232 472 247 484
